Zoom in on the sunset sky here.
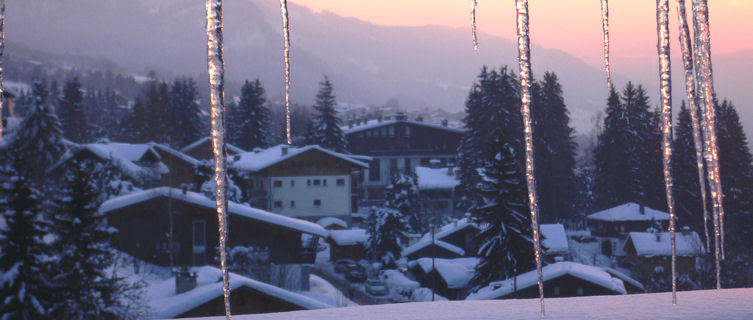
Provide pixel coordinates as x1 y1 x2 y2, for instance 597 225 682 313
291 0 753 67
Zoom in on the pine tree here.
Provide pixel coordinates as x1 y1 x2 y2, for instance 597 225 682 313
385 172 424 233
167 78 205 148
228 79 269 150
366 206 409 262
129 80 170 143
309 76 346 152
0 165 54 319
672 102 706 233
58 78 89 143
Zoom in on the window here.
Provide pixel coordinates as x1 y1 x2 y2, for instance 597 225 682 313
554 287 560 296
274 201 282 208
313 199 322 206
307 179 312 186
388 125 395 137
336 178 345 186
369 159 380 181
323 179 327 186
577 287 584 296
290 201 295 208
290 180 295 187
390 158 398 177
313 179 321 186
273 180 282 188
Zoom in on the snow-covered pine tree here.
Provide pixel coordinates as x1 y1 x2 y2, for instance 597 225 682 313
672 102 707 234
457 67 491 211
0 165 54 319
168 77 205 148
385 172 424 233
129 79 170 143
228 79 269 151
58 78 89 143
49 160 137 319
366 206 409 262
309 76 346 152
469 138 534 291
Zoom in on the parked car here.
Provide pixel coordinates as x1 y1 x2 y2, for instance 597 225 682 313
346 264 367 282
335 259 357 273
365 279 388 296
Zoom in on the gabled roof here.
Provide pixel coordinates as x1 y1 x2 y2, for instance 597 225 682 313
586 202 670 222
409 257 479 289
229 144 369 172
48 142 167 180
415 166 460 190
466 262 627 300
147 142 200 166
416 218 480 244
99 187 328 237
316 217 348 229
540 224 569 255
181 136 246 155
403 238 465 258
148 266 330 318
624 231 705 257
328 229 368 246
342 118 464 135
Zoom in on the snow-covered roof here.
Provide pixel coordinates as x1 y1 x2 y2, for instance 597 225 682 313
48 142 166 180
381 269 420 290
328 229 368 246
316 217 348 229
624 231 705 257
147 142 200 166
415 166 460 190
416 218 480 244
342 118 464 135
466 261 627 300
99 187 328 237
181 136 246 155
586 202 670 222
599 267 645 292
229 144 369 172
402 238 465 258
540 224 569 255
148 266 330 318
410 258 479 289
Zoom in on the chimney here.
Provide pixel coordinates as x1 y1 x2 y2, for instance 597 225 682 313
175 267 197 295
281 145 289 156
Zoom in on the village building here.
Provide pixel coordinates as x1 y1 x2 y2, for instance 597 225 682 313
342 113 463 200
466 262 627 300
622 229 705 277
327 229 368 262
415 165 460 218
229 144 370 222
316 217 349 230
100 187 328 267
540 223 570 261
181 136 247 161
402 218 480 261
408 257 478 300
147 266 330 319
585 202 670 256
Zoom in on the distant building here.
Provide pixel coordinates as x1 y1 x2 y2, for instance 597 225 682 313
229 144 369 222
402 218 480 261
327 229 368 262
415 166 460 218
316 217 349 230
342 113 463 200
181 136 246 161
540 224 570 261
408 257 478 300
622 229 704 277
585 203 670 256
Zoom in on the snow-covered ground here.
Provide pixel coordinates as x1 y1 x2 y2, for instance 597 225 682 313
185 288 753 320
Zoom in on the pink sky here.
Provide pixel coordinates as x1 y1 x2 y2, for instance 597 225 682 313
292 0 753 66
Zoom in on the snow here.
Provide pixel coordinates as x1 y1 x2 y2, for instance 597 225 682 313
329 229 368 246
181 136 246 155
316 217 348 229
99 187 329 237
466 262 626 300
540 224 569 255
414 166 460 190
148 266 331 318
48 142 168 181
599 267 645 292
586 202 670 222
303 274 357 307
230 144 369 172
147 142 200 166
341 118 464 135
183 287 753 320
411 258 479 289
381 269 420 291
625 231 705 257
403 239 465 258
416 218 479 245
410 287 449 302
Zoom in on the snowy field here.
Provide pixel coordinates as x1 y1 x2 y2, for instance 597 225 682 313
186 288 753 320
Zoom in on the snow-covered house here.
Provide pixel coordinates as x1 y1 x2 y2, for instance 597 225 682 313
147 266 330 318
100 187 328 267
180 136 246 161
402 218 480 261
622 229 704 276
540 223 570 261
585 202 670 256
415 166 460 218
466 261 627 300
229 144 370 222
342 113 464 200
316 217 348 230
327 228 368 262
407 257 479 300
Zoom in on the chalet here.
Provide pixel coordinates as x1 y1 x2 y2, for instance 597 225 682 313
229 144 369 222
100 187 328 266
586 203 670 256
342 113 463 200
148 266 330 319
403 218 480 261
415 166 460 218
540 224 570 261
408 257 478 300
622 229 704 276
181 136 246 161
466 262 627 300
316 217 348 230
327 229 368 262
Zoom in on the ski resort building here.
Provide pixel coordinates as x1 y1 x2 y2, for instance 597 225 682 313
342 113 463 200
181 136 247 161
585 202 670 256
229 144 370 222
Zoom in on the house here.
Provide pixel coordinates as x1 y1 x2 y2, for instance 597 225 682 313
147 266 330 318
342 113 463 200
415 166 460 218
100 187 328 267
585 203 670 256
316 217 348 230
402 218 480 261
466 261 627 300
229 144 369 222
540 224 570 261
181 136 246 161
408 257 479 300
327 229 368 262
622 229 704 276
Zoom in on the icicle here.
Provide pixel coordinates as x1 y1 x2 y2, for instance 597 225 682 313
655 0 677 305
205 0 232 318
0 0 5 141
599 0 612 89
514 0 544 316
675 0 710 250
691 0 723 289
471 0 479 51
280 0 292 145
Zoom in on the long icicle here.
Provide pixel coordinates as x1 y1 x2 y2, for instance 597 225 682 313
599 0 612 89
280 0 292 145
514 0 544 316
0 0 5 141
655 0 677 305
691 0 723 289
205 0 231 318
471 0 479 51
676 0 710 250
